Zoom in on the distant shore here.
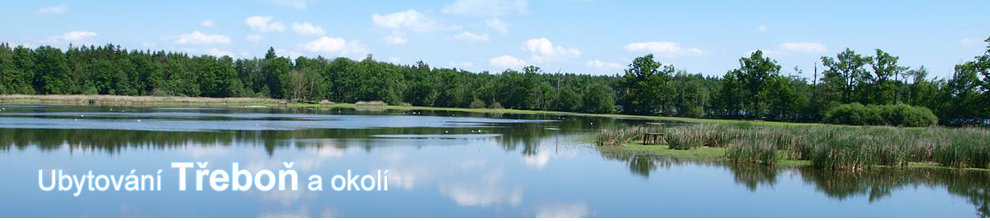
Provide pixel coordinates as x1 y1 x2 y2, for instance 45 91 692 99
0 94 811 126
0 94 288 107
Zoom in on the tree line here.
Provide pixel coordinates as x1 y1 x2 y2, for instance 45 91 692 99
0 37 988 125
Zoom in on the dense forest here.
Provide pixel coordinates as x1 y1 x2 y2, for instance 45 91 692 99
0 37 988 125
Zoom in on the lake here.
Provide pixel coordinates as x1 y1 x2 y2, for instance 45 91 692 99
0 105 986 218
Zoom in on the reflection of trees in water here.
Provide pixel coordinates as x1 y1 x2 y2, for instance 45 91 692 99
726 164 778 191
795 167 907 202
0 113 642 158
0 128 238 154
598 151 719 178
796 167 990 217
597 151 990 217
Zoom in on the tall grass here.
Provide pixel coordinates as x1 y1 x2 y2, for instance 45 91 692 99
932 128 990 168
596 126 645 146
726 133 777 166
597 122 990 170
664 123 743 150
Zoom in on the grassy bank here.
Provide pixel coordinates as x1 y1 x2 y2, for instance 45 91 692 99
0 94 813 126
595 123 990 171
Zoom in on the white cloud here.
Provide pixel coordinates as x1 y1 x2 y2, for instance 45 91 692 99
245 16 286 32
383 35 408 45
205 48 234 57
485 18 509 34
450 61 474 68
302 36 366 56
246 35 264 43
586 59 623 71
37 5 68 14
275 48 304 59
442 0 528 17
141 42 157 48
292 22 325 36
523 38 581 62
61 31 97 42
758 25 768 32
201 20 215 28
372 10 445 32
623 41 704 57
303 37 347 53
176 31 231 45
779 42 827 53
454 31 489 43
523 152 551 169
490 55 527 69
39 31 98 44
388 57 400 63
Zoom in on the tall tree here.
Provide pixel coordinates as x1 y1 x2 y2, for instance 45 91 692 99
621 54 674 115
261 47 291 99
32 46 71 94
871 49 907 104
583 81 615 113
821 48 871 104
728 50 781 118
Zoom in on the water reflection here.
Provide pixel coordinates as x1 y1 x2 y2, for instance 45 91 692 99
613 155 990 217
1 105 988 217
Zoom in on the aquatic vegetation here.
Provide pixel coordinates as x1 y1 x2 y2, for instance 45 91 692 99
597 123 990 170
932 127 990 169
664 127 704 150
596 126 645 146
726 133 777 166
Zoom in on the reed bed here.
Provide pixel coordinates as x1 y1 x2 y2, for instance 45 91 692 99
596 126 646 146
726 133 778 166
597 122 990 170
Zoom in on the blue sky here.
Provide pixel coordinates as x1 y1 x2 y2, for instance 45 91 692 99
1 0 988 79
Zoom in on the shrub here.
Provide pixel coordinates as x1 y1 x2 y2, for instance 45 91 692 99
355 101 386 106
823 103 937 127
489 102 503 109
469 99 487 109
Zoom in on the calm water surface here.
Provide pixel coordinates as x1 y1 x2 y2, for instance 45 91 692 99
0 105 987 217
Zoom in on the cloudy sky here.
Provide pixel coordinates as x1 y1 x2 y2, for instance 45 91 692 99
2 0 988 79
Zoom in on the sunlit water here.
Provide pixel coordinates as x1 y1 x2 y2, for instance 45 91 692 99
0 105 986 217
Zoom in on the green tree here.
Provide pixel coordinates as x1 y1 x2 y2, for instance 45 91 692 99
870 49 907 104
822 48 872 104
0 43 34 94
32 46 71 94
728 50 781 118
673 72 709 117
761 75 798 119
262 47 291 99
621 54 674 115
583 81 615 113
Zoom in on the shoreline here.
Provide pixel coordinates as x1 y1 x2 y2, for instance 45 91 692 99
0 94 813 126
